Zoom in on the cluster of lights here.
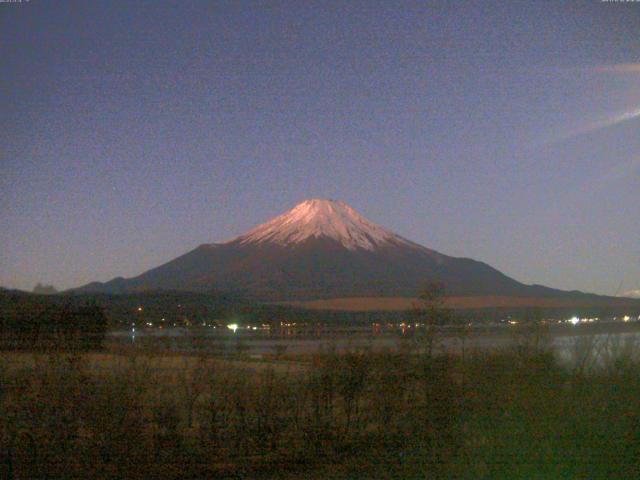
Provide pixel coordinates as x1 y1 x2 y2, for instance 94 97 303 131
566 316 600 325
127 306 640 334
559 316 640 325
226 323 262 333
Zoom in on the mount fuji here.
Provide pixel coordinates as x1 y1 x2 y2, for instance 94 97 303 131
75 199 631 307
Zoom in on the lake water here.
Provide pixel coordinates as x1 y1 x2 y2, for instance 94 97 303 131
107 322 640 368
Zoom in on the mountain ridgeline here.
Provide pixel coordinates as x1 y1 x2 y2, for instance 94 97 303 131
75 199 628 304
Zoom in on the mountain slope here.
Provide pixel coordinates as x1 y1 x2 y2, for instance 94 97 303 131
74 199 624 303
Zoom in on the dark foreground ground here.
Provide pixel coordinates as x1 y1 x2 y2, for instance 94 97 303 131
2 326 640 480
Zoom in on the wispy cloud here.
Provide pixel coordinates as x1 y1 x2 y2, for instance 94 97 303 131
534 64 640 146
620 289 640 299
538 106 640 146
594 63 640 74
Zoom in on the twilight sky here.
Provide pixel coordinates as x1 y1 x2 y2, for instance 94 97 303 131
1 0 639 296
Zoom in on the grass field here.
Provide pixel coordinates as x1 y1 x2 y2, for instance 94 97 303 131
2 333 640 479
279 295 640 311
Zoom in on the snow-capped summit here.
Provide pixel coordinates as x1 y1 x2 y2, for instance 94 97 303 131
235 199 408 251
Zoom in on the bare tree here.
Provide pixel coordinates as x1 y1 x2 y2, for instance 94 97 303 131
511 308 550 356
176 355 211 429
413 281 453 356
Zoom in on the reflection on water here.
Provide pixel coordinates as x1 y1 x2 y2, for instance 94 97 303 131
107 324 640 367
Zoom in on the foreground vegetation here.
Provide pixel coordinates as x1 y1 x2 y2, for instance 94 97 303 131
1 336 639 479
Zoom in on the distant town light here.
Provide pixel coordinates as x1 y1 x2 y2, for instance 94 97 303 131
227 323 238 333
623 315 630 322
569 316 579 326
137 307 143 312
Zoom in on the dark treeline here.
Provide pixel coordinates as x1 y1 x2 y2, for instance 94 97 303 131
61 290 640 326
66 290 407 327
77 291 640 326
0 292 107 351
2 288 638 333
